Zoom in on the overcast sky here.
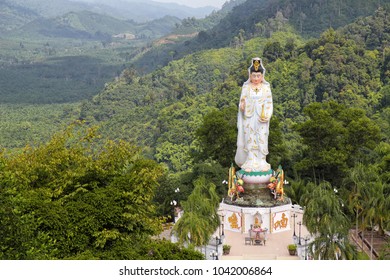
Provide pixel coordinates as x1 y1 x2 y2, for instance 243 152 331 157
153 0 227 8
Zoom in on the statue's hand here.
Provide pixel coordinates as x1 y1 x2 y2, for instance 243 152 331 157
240 98 246 112
259 117 269 123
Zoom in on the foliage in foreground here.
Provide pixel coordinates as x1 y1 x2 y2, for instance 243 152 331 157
0 123 201 259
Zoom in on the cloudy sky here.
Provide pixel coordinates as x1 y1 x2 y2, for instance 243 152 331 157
153 0 227 8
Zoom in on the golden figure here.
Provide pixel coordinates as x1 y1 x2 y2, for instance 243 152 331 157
267 165 285 201
273 213 288 230
228 165 244 200
228 213 239 229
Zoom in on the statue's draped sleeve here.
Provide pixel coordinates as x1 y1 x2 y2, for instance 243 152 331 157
235 85 248 167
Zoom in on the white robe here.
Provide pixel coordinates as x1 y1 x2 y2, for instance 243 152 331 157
235 83 273 172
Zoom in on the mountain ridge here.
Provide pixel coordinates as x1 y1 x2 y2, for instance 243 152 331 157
131 0 390 72
1 0 215 31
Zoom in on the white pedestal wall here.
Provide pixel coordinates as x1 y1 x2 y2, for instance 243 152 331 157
219 201 292 234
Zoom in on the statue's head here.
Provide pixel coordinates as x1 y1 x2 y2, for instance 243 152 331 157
245 57 267 85
250 57 264 74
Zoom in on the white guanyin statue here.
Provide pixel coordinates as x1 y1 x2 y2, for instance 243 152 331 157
235 57 273 174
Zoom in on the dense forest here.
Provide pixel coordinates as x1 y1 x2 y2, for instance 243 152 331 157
0 0 389 259
0 0 241 145
0 9 183 104
133 0 390 71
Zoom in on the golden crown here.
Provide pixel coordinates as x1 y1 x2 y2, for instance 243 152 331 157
253 59 260 71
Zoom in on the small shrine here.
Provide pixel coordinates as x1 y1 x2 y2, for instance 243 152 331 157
220 164 292 234
248 213 268 245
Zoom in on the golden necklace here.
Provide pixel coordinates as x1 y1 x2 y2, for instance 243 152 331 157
251 83 262 93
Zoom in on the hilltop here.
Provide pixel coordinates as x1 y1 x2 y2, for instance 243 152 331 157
133 0 390 72
9 10 182 40
0 0 215 32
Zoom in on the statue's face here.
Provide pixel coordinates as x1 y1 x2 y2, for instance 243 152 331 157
250 72 263 85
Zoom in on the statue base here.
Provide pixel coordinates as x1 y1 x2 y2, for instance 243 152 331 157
227 166 288 208
219 201 292 234
221 164 292 235
236 169 273 184
224 183 289 208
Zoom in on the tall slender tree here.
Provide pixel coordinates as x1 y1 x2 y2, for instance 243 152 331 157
345 163 390 257
172 176 220 247
302 181 357 259
344 163 373 246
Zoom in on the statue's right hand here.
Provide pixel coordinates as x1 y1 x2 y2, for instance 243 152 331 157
240 98 245 112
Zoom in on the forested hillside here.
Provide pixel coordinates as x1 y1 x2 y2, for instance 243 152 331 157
80 6 390 171
133 0 390 72
0 1 39 31
78 6 390 234
0 1 241 145
0 0 389 260
9 11 182 40
1 0 213 27
0 12 183 105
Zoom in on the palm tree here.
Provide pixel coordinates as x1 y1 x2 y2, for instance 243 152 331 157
309 233 357 260
344 163 371 247
173 211 211 246
378 240 390 260
367 182 390 236
345 164 390 257
302 181 357 259
302 182 349 234
172 176 220 247
361 181 390 259
284 178 310 205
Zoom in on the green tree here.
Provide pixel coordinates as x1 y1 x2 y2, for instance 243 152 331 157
177 162 227 198
378 240 390 260
344 162 390 259
172 176 220 247
309 233 357 260
0 123 166 259
375 141 390 184
344 163 369 246
295 101 381 184
193 107 237 168
284 178 310 205
268 116 289 170
301 181 357 260
155 141 191 172
263 41 284 62
362 179 390 257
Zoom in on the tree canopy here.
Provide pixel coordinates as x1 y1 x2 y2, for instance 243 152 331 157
0 123 202 259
